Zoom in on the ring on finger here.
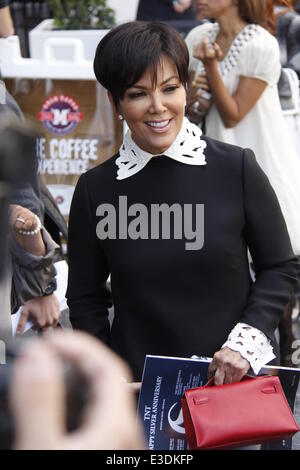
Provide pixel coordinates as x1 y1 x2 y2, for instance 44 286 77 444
16 217 26 224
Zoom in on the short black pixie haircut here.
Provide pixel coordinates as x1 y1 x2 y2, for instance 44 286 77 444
93 21 189 108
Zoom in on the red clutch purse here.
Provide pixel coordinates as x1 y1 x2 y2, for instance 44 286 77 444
181 375 299 450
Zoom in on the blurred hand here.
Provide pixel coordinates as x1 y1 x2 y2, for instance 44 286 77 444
208 347 250 385
191 73 210 93
10 331 146 450
9 204 45 256
9 204 39 236
16 294 60 335
186 73 211 123
193 37 223 67
172 0 192 14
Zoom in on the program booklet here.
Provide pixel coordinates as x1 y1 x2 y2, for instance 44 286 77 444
137 355 300 450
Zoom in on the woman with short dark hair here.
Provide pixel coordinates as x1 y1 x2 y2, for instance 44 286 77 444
67 21 298 384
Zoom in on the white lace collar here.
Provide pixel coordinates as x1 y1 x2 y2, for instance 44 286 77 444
116 117 207 180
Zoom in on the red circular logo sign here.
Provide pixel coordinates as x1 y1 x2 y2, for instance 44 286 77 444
38 95 83 136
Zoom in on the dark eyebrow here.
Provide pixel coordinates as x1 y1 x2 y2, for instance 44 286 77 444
160 75 180 85
130 75 180 90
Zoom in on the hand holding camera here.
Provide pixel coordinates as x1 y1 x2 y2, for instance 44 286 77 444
9 331 145 450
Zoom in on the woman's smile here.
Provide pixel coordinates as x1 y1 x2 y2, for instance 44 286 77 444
145 118 172 133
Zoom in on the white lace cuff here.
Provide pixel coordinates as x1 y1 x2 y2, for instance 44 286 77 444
222 323 276 374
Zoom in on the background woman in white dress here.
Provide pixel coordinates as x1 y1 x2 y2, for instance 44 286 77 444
186 0 300 257
185 0 300 365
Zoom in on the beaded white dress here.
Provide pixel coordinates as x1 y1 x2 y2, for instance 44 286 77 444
186 23 300 255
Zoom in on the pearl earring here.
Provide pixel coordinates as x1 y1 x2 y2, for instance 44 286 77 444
118 114 124 121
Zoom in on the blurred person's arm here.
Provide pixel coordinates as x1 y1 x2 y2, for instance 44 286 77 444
1 85 62 332
9 205 61 332
0 5 14 38
10 331 146 450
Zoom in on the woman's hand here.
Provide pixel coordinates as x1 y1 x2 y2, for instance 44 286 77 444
192 73 210 94
172 0 192 14
10 204 39 236
186 72 211 123
16 294 61 335
193 37 223 68
9 204 45 256
208 347 250 385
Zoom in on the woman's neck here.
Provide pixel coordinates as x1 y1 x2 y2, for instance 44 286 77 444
216 7 248 40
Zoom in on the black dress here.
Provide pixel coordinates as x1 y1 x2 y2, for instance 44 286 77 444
67 136 298 380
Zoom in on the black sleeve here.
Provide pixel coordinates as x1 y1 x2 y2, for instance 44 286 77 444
66 174 112 344
240 148 299 338
0 1 10 8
